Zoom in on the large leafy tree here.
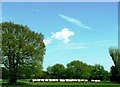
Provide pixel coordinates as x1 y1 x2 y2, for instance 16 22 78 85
109 48 120 82
1 22 45 84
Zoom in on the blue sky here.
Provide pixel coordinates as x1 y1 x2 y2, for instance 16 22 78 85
2 2 118 71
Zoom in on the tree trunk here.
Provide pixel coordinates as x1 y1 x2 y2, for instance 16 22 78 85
8 66 17 84
9 75 17 84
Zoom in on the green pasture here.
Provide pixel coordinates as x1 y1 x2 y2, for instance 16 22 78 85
1 80 120 87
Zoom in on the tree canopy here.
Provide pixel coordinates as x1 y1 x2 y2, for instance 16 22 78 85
46 60 109 80
109 48 120 74
50 64 65 79
1 22 46 84
66 60 88 79
109 48 120 82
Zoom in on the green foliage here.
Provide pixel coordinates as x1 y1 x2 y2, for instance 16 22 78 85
47 64 65 79
46 60 108 80
0 21 2 80
109 48 120 74
1 22 46 83
2 67 8 79
66 60 89 79
90 64 109 80
109 48 120 82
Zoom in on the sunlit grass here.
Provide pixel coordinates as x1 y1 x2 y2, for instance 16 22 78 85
1 79 120 87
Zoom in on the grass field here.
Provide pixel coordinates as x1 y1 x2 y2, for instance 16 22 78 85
1 80 120 87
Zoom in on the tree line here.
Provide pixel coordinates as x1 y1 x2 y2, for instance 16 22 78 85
1 22 120 84
41 60 110 81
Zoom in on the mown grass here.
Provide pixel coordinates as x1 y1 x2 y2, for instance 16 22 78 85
1 80 120 87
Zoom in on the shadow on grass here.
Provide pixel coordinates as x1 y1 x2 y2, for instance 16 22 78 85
1 83 120 87
2 82 27 85
1 85 120 87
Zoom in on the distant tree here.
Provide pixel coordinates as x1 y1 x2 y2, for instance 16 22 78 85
1 22 45 84
40 71 49 79
47 64 65 79
82 65 93 79
109 48 120 82
52 64 65 79
103 71 110 81
66 60 89 79
46 60 109 80
89 64 108 81
46 66 52 78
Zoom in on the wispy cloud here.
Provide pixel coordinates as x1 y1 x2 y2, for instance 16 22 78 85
49 40 117 51
44 28 74 46
58 14 91 30
31 8 39 12
53 43 85 51
70 40 117 49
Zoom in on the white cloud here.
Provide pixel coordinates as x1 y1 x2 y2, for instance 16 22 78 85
58 14 91 30
44 28 74 46
52 28 74 44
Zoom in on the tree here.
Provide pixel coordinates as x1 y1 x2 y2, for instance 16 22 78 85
110 66 118 82
0 24 2 80
47 64 65 79
40 71 49 79
46 66 52 78
89 64 108 81
66 60 89 79
1 22 45 84
109 48 120 74
2 67 9 79
109 48 120 82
